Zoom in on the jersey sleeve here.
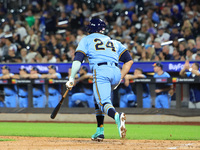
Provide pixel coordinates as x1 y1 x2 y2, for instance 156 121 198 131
186 72 191 77
56 73 62 79
116 40 127 58
76 37 88 55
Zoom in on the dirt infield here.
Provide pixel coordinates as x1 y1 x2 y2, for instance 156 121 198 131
0 136 200 150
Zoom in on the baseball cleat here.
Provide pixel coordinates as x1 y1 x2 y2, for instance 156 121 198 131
91 127 104 142
115 112 127 139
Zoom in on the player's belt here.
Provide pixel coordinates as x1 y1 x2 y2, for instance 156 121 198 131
156 92 168 96
49 93 57 96
18 95 28 98
5 94 13 96
97 62 118 66
33 95 42 98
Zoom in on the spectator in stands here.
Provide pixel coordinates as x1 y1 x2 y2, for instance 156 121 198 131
146 46 156 61
76 29 86 43
20 48 28 63
43 50 57 63
172 37 179 49
2 46 18 63
153 38 162 55
187 39 197 53
179 41 187 57
158 51 166 61
41 65 62 108
181 20 193 32
29 66 46 108
157 26 170 42
116 11 129 27
25 10 35 28
169 25 183 41
15 21 27 42
2 34 17 56
172 48 181 60
26 45 38 63
170 5 182 23
162 45 174 60
195 36 200 51
82 3 91 18
125 68 152 108
186 11 195 24
179 60 200 109
24 28 39 51
183 28 194 41
113 0 126 11
192 21 200 39
186 49 195 61
67 45 76 62
153 62 172 109
128 26 137 42
135 24 150 45
195 53 200 61
56 12 69 30
0 66 17 107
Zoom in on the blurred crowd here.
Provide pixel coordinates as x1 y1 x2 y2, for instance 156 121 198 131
0 0 200 64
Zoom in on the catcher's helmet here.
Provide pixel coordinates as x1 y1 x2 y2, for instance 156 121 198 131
87 18 106 33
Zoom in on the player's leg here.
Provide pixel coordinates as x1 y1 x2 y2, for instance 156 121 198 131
93 68 126 138
155 95 162 108
127 93 137 107
118 88 128 108
48 94 60 108
35 95 46 108
142 96 152 108
5 95 17 107
71 93 88 107
91 98 104 141
160 94 170 109
87 95 95 108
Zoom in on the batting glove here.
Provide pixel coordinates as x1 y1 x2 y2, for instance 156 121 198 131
66 77 74 90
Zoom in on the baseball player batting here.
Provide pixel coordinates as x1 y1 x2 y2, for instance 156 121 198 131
66 18 133 141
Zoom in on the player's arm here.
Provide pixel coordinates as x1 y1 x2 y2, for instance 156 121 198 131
124 74 145 86
179 61 189 77
189 68 200 76
29 73 41 79
155 85 172 93
179 67 187 77
119 50 134 79
11 74 20 79
20 74 30 78
76 74 92 83
40 74 49 78
114 50 133 89
66 52 85 89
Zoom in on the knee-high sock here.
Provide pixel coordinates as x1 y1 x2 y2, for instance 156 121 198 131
95 103 104 127
103 103 116 119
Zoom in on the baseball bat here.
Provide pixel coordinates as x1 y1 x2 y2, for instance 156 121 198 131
50 88 69 119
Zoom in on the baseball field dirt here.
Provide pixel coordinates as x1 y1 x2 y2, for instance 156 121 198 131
0 136 200 150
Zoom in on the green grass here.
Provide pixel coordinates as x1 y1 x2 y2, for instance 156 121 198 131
0 138 15 141
0 122 199 140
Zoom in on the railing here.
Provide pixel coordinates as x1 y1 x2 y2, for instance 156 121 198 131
0 61 200 74
0 77 198 109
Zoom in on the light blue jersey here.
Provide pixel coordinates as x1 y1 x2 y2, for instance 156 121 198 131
0 73 17 107
76 33 127 113
153 72 171 108
76 33 127 70
48 72 62 108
